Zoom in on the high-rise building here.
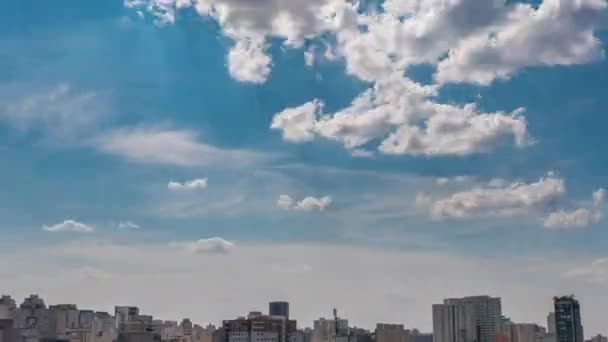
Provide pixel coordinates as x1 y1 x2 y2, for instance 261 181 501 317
432 302 476 342
444 296 502 342
554 296 583 342
312 317 349 342
269 303 290 320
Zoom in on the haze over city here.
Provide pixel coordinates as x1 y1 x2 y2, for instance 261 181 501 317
1 0 608 340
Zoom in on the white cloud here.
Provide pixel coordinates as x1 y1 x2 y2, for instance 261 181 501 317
171 237 235 254
563 258 608 284
0 83 104 142
227 38 272 84
277 194 332 212
95 126 264 167
543 189 605 229
277 194 295 210
118 221 141 230
270 100 321 143
43 220 95 233
435 0 608 85
127 0 357 82
432 174 565 219
296 196 332 211
168 178 209 191
272 76 530 156
125 0 178 25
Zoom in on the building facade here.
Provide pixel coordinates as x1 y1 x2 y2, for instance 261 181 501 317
432 302 476 342
554 296 583 342
443 296 502 342
268 304 289 320
376 324 408 342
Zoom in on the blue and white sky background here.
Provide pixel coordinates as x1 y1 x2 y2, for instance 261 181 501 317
2 0 608 335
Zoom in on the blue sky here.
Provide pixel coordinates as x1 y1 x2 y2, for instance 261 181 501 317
1 0 608 335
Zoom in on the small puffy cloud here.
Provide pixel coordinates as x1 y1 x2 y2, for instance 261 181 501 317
43 220 95 233
118 221 141 230
277 194 332 212
171 237 235 254
270 100 321 143
277 194 295 210
296 196 332 211
432 174 565 219
543 189 605 229
227 38 272 84
168 178 208 191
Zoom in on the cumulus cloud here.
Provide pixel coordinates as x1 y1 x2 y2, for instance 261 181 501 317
227 38 272 84
543 189 605 229
95 126 264 167
277 194 332 212
270 100 321 143
168 178 208 191
432 174 565 219
118 221 141 230
43 220 95 233
128 0 608 87
127 0 357 82
171 237 235 254
435 0 608 85
272 76 530 156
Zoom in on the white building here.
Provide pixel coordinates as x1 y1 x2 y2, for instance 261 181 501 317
312 318 349 342
432 302 476 342
443 296 502 342
115 307 141 330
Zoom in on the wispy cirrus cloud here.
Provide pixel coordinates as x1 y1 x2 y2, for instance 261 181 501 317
43 220 95 233
94 126 266 167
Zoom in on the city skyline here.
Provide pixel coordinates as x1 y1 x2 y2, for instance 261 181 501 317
2 0 608 340
0 294 598 335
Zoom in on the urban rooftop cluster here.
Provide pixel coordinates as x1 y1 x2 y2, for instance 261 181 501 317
0 294 602 342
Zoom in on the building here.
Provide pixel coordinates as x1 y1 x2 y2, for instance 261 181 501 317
554 296 583 342
585 335 607 342
15 295 52 342
443 296 502 342
432 301 476 342
376 324 408 342
349 328 372 342
269 303 289 320
547 314 555 336
223 312 296 342
115 307 141 330
506 324 546 342
413 333 433 342
312 317 349 342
